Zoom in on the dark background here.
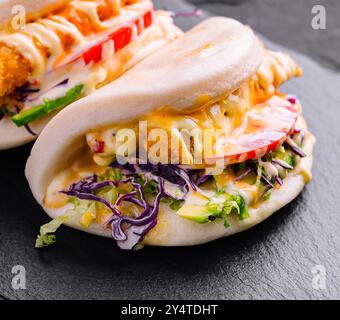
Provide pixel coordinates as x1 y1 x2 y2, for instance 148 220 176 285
188 0 340 72
0 0 339 300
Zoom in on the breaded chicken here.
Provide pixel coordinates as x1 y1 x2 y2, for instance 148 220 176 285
0 45 32 97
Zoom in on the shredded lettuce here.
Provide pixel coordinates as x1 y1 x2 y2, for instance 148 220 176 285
98 168 123 182
207 192 249 226
170 199 185 210
262 191 272 201
35 215 69 248
284 153 295 167
177 191 249 227
143 180 159 196
35 234 57 248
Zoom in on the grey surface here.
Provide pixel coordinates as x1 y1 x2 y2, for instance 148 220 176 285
188 0 340 72
0 0 340 300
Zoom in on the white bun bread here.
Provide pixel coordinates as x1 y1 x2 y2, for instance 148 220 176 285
0 10 182 150
24 17 307 248
26 17 263 202
0 0 71 31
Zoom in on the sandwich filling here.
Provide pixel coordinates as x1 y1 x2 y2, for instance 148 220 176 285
0 0 181 130
38 50 313 250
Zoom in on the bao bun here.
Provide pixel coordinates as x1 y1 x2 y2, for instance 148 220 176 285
26 17 315 247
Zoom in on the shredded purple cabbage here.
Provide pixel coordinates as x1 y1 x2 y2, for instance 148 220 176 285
62 128 306 250
62 161 214 250
286 137 307 158
24 124 37 136
292 129 305 146
15 87 40 94
275 176 283 186
272 159 293 170
111 162 204 191
169 8 204 18
61 173 169 250
287 96 297 105
195 174 213 186
27 78 70 103
261 174 274 188
57 79 69 87
234 168 252 182
13 78 69 105
112 179 164 250
12 83 40 104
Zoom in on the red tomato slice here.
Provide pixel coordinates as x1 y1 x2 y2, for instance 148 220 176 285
91 139 105 154
143 11 153 29
114 26 133 52
83 43 103 65
76 10 153 65
211 96 299 165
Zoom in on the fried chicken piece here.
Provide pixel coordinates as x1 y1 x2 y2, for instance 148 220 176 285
0 45 32 97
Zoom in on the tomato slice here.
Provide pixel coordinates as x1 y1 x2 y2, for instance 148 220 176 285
78 10 153 65
91 139 105 154
114 26 133 52
143 11 153 29
83 43 103 65
212 96 299 165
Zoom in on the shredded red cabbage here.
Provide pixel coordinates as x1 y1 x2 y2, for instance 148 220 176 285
287 96 297 105
24 124 37 136
272 159 293 170
61 128 305 250
15 86 40 94
261 174 274 188
111 162 204 191
234 168 253 182
275 176 283 186
61 173 170 250
27 78 70 103
169 8 204 18
62 161 215 250
286 137 306 158
12 83 40 104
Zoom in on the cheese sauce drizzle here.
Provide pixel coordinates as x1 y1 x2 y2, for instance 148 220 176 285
0 0 153 77
86 49 302 166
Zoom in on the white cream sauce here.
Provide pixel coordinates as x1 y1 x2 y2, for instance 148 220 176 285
0 0 153 77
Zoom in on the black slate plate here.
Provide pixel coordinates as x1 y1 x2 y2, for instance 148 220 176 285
0 0 340 300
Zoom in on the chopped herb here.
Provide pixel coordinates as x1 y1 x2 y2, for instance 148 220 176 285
206 192 250 226
231 162 247 175
170 199 185 211
262 191 272 201
70 197 81 207
231 194 249 220
224 218 230 228
284 154 295 167
143 180 159 195
98 168 123 182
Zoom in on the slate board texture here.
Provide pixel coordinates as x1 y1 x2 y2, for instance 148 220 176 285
187 0 340 72
0 0 339 300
